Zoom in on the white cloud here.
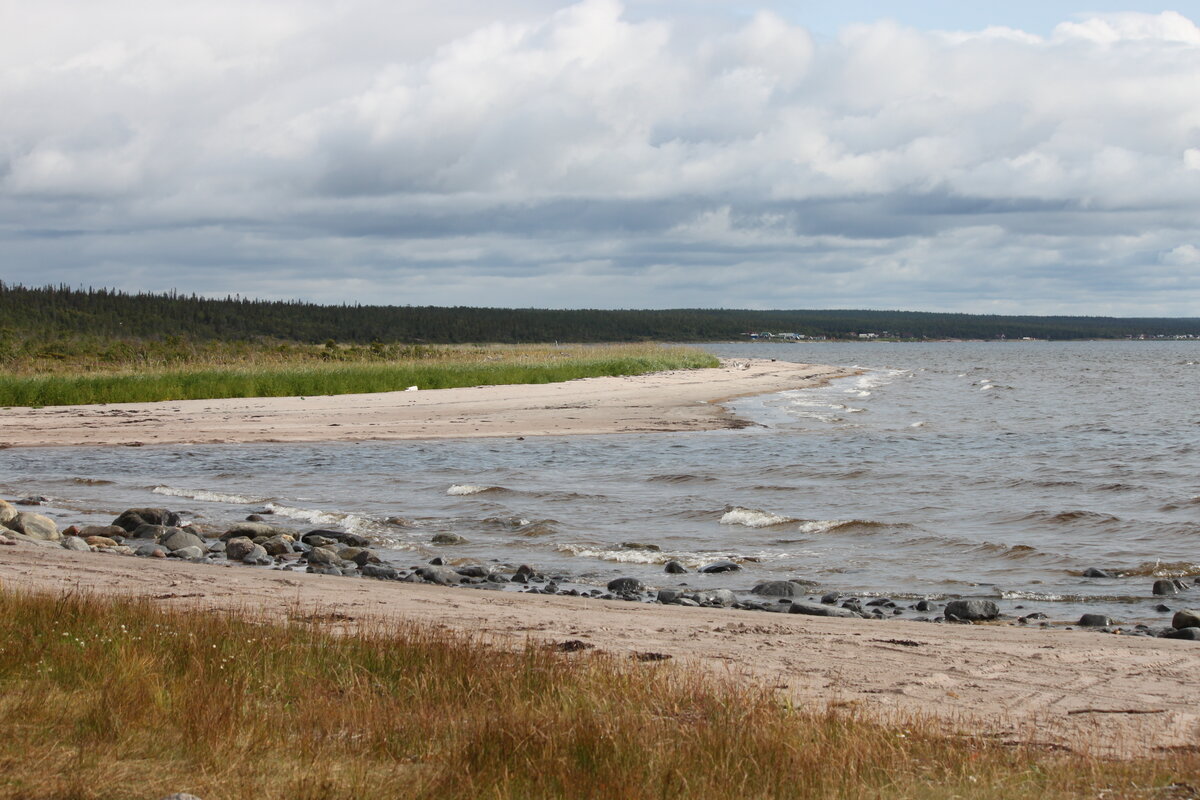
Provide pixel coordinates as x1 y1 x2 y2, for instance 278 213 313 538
1 2 1199 313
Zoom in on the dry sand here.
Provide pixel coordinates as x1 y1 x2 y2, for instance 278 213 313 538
1 357 1197 756
0 358 848 447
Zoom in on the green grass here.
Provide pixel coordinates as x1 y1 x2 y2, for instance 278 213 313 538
0 589 1195 799
0 344 719 406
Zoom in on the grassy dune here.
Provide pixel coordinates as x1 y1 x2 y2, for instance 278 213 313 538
0 590 1194 799
0 343 718 407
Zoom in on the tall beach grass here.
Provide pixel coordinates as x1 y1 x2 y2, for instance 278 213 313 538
0 343 719 406
0 589 1195 799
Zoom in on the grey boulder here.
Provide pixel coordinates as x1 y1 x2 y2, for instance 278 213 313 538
160 529 205 552
789 601 859 618
1171 609 1200 630
699 560 740 574
607 577 645 594
944 599 1000 621
751 580 808 598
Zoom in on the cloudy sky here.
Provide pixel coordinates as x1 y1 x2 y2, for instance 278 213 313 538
3 1 1199 314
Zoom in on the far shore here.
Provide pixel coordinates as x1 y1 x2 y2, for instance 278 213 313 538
0 358 850 448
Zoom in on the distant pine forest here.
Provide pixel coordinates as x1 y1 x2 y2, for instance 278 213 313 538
3 283 1198 345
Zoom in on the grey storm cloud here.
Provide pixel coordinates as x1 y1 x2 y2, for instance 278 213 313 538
2 0 1200 313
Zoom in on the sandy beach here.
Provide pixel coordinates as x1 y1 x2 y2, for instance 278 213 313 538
0 358 849 448
0 540 1197 757
1 357 1198 757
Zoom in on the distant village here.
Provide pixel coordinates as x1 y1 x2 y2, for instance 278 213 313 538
744 331 1200 342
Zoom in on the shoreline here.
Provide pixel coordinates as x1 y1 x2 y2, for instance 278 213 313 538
0 359 849 448
0 537 1198 756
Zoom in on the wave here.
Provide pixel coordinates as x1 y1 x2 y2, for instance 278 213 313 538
71 477 114 486
447 484 505 496
1116 561 1200 578
153 486 266 505
1017 509 1121 526
647 473 716 484
265 503 380 537
556 544 675 565
796 519 897 535
720 506 796 528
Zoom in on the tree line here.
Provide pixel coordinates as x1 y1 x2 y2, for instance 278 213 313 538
2 282 1197 344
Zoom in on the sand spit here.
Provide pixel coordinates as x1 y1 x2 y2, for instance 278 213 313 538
0 359 849 448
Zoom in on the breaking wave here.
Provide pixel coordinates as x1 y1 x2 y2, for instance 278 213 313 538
152 486 265 505
447 484 505 496
720 506 796 528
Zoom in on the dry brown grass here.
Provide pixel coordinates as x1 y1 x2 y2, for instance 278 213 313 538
0 589 1196 799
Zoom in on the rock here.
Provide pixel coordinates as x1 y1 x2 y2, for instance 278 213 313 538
685 589 736 607
60 536 91 552
0 499 16 524
664 560 688 574
260 535 294 556
159 793 204 800
0 534 12 545
84 535 119 548
15 496 47 505
171 545 206 560
240 544 270 565
6 511 60 541
657 589 684 604
621 542 661 551
306 546 344 567
131 523 172 541
751 580 808 598
699 560 740 574
431 533 467 545
223 537 258 562
1162 627 1200 641
223 522 286 540
135 543 167 558
456 564 493 579
338 547 380 566
78 525 128 540
246 514 265 521
304 529 370 548
914 599 936 612
607 577 645 594
1082 568 1112 578
112 508 179 533
944 599 1000 621
1171 609 1200 630
821 592 842 605
362 563 399 580
1078 613 1113 627
413 565 464 585
1153 579 1181 596
160 529 205 552
789 601 860 618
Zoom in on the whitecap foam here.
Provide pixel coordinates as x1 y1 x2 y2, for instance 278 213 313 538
910 421 927 428
720 506 796 528
796 519 850 534
447 484 502 496
557 544 673 564
153 486 264 505
266 503 379 536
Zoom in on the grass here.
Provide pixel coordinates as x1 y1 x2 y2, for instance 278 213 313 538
0 589 1196 799
0 343 719 406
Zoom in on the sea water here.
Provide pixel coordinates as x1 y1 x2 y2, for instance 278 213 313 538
3 340 1198 625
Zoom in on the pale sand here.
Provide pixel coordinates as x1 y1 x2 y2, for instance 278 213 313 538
0 359 849 447
1 358 1197 755
0 540 1197 757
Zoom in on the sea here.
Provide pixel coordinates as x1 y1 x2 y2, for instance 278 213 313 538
3 340 1198 625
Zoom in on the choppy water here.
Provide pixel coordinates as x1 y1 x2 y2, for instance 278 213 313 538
3 341 1199 625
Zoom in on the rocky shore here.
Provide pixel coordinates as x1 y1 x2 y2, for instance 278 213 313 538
4 496 1198 642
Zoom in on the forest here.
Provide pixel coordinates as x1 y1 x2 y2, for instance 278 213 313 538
2 282 1197 346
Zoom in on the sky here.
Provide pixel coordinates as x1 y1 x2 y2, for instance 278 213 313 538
2 1 1199 314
